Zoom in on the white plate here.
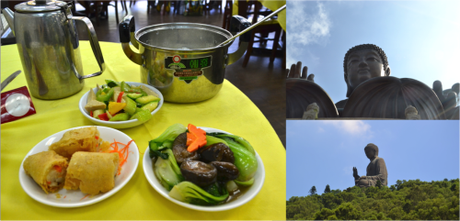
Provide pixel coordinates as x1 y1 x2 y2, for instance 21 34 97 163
79 82 164 129
143 127 265 212
19 126 140 208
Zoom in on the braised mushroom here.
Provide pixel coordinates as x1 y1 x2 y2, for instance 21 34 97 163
180 160 217 187
172 132 200 164
210 161 239 181
199 143 234 163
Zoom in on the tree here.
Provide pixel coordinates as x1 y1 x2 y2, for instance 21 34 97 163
324 184 331 193
376 180 382 188
309 186 317 195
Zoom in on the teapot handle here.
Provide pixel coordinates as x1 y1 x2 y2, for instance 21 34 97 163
119 15 143 65
70 16 106 79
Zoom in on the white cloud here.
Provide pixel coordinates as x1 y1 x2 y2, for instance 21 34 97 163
287 1 331 46
322 120 373 137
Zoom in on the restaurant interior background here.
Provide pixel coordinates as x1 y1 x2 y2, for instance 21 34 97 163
1 0 287 147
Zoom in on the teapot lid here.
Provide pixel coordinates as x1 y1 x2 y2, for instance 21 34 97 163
15 0 67 12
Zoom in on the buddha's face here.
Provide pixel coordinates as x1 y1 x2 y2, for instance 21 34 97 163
365 148 375 160
345 48 388 91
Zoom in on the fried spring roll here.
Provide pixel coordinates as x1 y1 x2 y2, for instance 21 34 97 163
23 150 68 194
49 127 109 158
64 152 119 195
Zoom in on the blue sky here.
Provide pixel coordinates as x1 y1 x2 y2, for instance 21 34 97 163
287 0 460 104
286 120 460 199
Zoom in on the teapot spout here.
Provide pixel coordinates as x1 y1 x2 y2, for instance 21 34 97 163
2 7 15 36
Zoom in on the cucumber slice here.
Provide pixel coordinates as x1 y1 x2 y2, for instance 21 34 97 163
109 113 130 121
136 95 160 105
141 101 159 112
123 97 137 115
126 93 143 100
130 109 152 123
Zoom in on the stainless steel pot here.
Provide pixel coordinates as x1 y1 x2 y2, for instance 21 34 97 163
119 16 251 103
2 0 105 100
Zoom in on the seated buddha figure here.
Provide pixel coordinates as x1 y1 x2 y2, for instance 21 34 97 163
353 143 388 187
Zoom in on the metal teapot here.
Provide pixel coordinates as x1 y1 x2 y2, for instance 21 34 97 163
2 0 105 100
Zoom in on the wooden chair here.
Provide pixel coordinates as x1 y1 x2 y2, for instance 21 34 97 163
222 0 233 30
238 1 283 68
77 1 119 26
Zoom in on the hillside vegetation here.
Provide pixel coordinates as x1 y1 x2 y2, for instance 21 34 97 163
286 179 459 220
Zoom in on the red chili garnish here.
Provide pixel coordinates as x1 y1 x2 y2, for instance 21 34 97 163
47 181 51 184
90 111 93 117
95 136 99 140
117 91 125 103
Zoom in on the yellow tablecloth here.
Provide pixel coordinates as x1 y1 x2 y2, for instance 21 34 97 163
1 41 285 220
233 0 286 31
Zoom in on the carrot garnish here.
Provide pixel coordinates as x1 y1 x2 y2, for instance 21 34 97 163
80 194 90 201
106 139 134 175
186 124 207 152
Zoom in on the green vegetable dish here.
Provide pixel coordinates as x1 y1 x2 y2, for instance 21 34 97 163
149 123 258 205
84 80 161 123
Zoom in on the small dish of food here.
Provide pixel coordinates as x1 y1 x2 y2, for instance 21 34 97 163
143 124 265 211
79 80 164 129
19 126 139 208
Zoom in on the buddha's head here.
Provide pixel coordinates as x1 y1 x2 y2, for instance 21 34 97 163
364 143 379 160
343 44 391 97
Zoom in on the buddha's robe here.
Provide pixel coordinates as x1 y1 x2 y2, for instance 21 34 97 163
356 157 388 187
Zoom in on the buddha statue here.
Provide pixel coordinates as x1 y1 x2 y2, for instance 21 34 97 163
287 44 459 119
336 44 391 109
353 143 388 187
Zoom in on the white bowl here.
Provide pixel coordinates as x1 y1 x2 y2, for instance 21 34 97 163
19 126 140 208
79 82 164 129
143 127 265 212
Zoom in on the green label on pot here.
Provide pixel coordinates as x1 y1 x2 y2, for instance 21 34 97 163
165 55 212 84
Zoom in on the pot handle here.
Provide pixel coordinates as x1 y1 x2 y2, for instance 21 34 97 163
71 16 106 79
227 15 252 66
119 15 143 65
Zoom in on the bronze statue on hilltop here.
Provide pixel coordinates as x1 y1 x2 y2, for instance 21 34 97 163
353 143 388 187
286 43 459 119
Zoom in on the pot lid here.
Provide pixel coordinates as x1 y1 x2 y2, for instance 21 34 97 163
15 0 67 12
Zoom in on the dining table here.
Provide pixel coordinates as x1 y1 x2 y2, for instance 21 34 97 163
0 41 286 220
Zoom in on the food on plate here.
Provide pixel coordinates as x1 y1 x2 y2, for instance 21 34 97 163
149 123 258 205
23 150 69 194
64 152 119 195
49 126 110 158
86 80 160 123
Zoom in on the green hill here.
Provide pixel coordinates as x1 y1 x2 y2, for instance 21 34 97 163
287 179 459 220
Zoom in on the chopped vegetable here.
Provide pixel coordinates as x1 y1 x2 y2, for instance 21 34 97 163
169 181 229 205
96 88 114 102
108 102 127 115
105 79 119 88
217 136 258 185
213 134 255 156
129 109 151 122
117 91 125 103
98 112 109 121
109 113 129 121
154 148 183 190
148 123 187 158
186 124 207 152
